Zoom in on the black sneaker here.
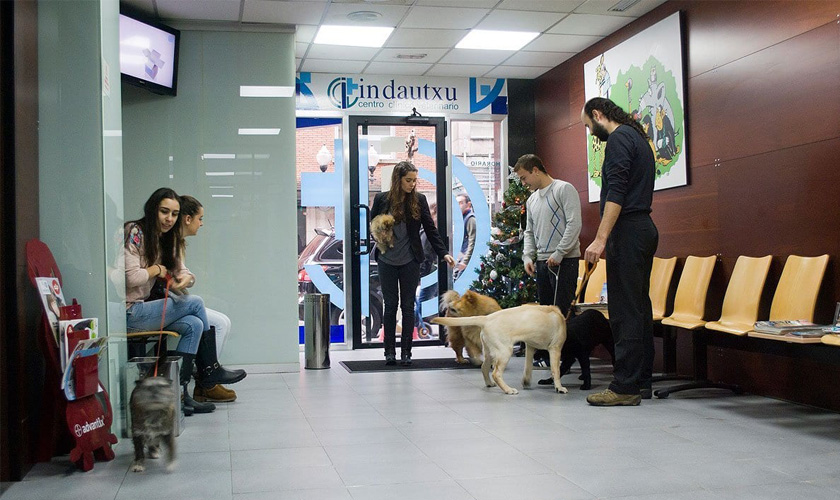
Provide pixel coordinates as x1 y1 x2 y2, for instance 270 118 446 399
640 388 653 400
385 353 397 365
400 353 412 366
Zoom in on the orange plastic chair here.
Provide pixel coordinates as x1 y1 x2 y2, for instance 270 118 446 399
650 256 677 321
575 259 586 297
656 256 771 398
661 256 717 330
745 255 828 343
654 256 716 385
599 257 676 321
582 259 607 304
704 255 773 336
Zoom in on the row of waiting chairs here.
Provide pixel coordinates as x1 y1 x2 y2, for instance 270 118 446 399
577 254 831 398
576 256 677 321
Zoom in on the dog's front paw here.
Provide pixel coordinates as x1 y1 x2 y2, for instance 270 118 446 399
148 446 161 459
486 382 497 388
555 386 568 394
131 462 145 473
456 358 468 364
505 388 519 395
522 378 531 388
166 460 178 473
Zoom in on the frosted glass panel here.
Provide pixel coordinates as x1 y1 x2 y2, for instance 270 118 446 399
122 31 298 367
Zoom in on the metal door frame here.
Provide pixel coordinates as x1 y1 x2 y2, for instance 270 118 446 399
347 115 449 349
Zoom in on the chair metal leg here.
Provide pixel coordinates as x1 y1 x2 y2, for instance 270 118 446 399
654 329 742 398
652 324 690 383
655 380 743 398
652 373 693 383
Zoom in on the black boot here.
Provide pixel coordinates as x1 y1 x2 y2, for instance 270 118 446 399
176 352 215 414
195 328 246 388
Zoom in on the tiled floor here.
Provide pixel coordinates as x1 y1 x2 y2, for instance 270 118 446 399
4 347 840 499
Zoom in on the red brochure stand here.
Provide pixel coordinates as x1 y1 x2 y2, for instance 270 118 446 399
26 239 118 471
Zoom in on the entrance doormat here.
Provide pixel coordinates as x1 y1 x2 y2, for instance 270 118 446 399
339 358 480 373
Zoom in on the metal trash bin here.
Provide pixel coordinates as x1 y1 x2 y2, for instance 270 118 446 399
125 357 184 437
304 293 331 369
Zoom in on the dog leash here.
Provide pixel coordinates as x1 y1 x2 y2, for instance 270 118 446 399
549 260 598 320
153 271 172 377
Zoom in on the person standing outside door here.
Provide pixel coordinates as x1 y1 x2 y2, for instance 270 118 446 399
515 154 582 318
581 97 658 407
454 193 476 279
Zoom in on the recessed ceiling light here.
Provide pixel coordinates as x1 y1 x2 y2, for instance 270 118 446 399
346 10 382 22
456 29 539 51
395 53 427 60
314 25 394 48
609 0 641 12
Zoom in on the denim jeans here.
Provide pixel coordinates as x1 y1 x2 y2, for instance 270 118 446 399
126 294 208 355
206 307 231 358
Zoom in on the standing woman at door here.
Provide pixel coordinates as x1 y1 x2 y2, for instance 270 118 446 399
371 161 455 366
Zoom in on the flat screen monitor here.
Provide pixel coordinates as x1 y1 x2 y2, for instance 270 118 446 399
119 13 179 96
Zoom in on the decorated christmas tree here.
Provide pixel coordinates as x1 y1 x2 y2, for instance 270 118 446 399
471 178 538 308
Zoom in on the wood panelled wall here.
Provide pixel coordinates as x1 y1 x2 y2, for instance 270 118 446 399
1 0 41 482
534 1 840 409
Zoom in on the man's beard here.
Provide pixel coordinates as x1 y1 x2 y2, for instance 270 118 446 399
591 121 610 142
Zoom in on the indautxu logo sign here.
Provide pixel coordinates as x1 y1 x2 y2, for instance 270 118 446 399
296 73 507 115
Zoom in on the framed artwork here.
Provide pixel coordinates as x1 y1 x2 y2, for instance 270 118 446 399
583 12 687 203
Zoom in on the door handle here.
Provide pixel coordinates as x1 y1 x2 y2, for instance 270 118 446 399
354 204 372 255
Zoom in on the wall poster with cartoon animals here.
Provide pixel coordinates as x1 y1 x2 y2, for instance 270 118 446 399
583 12 687 203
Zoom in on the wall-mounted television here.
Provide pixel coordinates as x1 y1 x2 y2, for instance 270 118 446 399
119 12 180 96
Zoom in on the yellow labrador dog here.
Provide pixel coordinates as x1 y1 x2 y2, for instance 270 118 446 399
432 304 568 395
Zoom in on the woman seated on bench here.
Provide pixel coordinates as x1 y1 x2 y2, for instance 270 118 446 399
178 195 245 403
124 188 243 416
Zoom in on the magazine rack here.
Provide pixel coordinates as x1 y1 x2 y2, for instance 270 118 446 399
25 239 118 471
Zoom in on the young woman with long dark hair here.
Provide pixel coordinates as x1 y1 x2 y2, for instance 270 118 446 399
124 188 240 415
370 162 455 365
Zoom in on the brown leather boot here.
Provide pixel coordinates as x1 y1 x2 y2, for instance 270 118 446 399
193 384 237 403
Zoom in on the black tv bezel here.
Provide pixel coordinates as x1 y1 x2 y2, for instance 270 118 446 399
119 10 180 96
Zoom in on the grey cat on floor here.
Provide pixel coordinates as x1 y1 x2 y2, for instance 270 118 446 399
130 375 177 472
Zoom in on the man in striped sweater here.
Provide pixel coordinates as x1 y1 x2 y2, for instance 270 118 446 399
515 153 582 364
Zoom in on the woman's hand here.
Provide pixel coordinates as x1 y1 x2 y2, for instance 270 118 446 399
147 264 166 278
170 274 192 291
443 254 456 267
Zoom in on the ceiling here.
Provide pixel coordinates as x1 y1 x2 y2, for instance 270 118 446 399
121 0 667 79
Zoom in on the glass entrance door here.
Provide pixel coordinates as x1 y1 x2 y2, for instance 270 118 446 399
348 115 449 348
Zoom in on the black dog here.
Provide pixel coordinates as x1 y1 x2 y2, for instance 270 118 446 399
539 309 614 390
